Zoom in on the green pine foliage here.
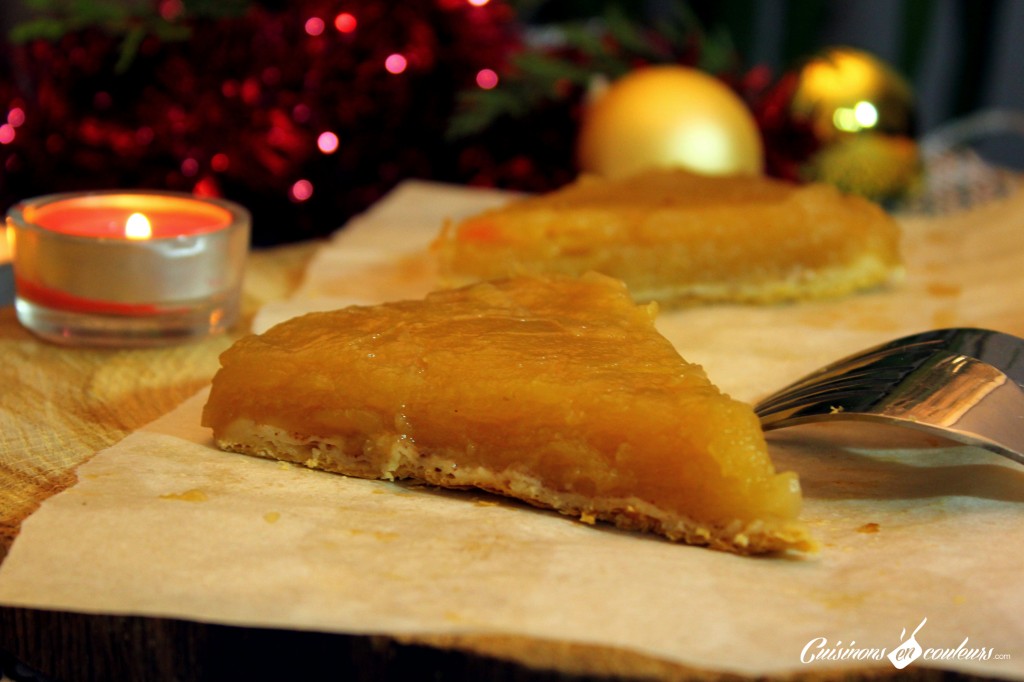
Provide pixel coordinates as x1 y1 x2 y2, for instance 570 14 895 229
447 2 737 139
9 0 249 72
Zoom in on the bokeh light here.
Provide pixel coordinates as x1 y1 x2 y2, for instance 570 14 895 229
304 17 325 36
0 124 14 145
334 12 357 33
290 179 314 202
193 176 219 197
832 100 880 133
292 103 312 123
317 131 339 154
7 107 25 127
476 68 499 89
211 153 230 172
854 100 879 128
385 53 408 74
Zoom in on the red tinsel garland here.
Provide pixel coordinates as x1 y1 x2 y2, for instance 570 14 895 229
0 0 559 245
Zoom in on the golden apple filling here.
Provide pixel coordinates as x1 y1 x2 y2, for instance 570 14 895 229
202 273 811 554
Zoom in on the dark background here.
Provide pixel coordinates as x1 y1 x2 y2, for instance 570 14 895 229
1 0 1022 245
526 0 1024 167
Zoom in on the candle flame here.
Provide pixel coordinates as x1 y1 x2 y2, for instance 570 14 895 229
124 212 152 240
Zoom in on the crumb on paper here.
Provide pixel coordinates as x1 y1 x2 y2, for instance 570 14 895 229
263 511 281 524
856 522 880 534
579 511 596 525
159 488 208 502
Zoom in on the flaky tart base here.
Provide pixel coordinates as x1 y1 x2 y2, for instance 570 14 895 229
213 420 810 555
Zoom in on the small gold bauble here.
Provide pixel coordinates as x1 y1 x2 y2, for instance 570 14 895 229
577 65 764 178
790 46 916 146
764 46 921 201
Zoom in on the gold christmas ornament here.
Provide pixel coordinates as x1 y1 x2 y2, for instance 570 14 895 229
760 46 920 201
809 132 921 201
577 65 764 178
790 46 915 146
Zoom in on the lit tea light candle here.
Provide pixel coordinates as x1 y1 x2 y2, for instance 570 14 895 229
6 190 250 346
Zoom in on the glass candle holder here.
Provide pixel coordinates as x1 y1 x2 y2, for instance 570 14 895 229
7 190 250 347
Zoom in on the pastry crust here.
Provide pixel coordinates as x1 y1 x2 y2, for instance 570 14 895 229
203 273 812 554
213 419 809 555
433 169 902 305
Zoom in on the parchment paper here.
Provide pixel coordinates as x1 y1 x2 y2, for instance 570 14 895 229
1 180 1023 679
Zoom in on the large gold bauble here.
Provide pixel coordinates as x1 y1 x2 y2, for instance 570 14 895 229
577 65 764 178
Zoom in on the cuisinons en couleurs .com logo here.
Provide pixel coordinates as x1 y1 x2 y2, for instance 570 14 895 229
800 618 1010 670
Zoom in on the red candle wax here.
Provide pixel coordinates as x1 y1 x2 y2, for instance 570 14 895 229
24 193 233 239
